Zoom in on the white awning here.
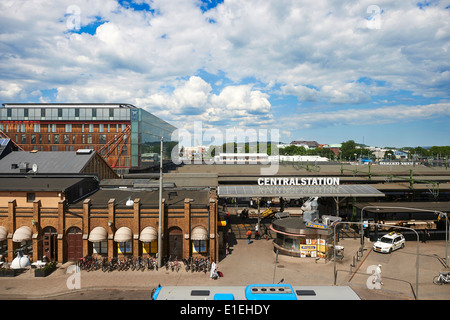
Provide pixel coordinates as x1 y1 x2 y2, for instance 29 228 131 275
12 226 32 242
0 226 7 241
191 226 208 240
88 227 107 242
114 227 132 242
140 227 157 242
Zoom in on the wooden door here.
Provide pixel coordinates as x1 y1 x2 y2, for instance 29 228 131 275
67 227 83 261
168 228 183 259
43 227 57 261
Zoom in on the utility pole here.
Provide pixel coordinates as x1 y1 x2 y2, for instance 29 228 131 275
157 137 163 268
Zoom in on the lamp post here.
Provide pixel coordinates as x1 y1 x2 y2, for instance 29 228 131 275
438 212 449 266
333 221 420 300
157 136 163 268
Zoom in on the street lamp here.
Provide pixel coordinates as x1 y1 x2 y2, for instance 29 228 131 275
157 136 163 268
437 212 449 266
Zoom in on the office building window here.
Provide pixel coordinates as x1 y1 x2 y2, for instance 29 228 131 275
54 134 59 144
31 134 36 144
65 124 72 132
34 124 40 133
21 134 26 144
64 134 69 144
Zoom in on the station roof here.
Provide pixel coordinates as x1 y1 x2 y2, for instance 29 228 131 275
217 184 384 198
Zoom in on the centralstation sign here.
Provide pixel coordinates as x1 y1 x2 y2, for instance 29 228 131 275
258 177 340 186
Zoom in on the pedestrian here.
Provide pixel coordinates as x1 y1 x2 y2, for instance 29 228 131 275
373 264 383 286
422 230 430 243
210 262 218 280
246 229 252 244
263 225 269 240
255 224 260 240
223 233 229 255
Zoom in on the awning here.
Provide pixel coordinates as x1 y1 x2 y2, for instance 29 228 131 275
12 226 32 242
114 227 132 242
191 226 208 240
140 227 157 242
0 226 7 241
88 227 107 242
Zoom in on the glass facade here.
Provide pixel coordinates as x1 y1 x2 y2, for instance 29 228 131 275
0 104 177 171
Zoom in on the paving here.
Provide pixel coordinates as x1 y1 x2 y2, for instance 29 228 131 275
0 216 449 300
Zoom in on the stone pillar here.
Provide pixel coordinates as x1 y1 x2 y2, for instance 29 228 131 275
157 198 165 260
57 200 66 263
133 198 140 258
82 199 90 258
7 200 16 263
108 199 115 258
32 200 41 262
184 198 191 259
209 198 218 262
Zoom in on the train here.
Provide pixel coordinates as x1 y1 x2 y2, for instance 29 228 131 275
151 283 360 300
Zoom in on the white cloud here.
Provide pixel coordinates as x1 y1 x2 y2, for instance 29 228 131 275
0 0 448 140
139 76 274 128
282 102 450 128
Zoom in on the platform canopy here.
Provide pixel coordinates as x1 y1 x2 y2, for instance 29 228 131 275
217 184 384 198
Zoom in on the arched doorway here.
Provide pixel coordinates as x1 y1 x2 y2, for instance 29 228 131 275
168 227 183 259
67 226 83 261
42 226 57 261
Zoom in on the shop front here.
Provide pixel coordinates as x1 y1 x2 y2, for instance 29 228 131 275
270 217 332 259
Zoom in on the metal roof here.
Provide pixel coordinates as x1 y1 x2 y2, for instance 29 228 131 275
0 151 95 174
217 184 385 198
0 177 88 191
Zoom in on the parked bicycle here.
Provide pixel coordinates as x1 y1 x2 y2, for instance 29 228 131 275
433 271 450 285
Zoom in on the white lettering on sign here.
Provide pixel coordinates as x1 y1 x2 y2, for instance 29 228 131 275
257 177 340 186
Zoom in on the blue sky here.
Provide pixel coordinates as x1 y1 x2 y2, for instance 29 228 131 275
0 0 449 148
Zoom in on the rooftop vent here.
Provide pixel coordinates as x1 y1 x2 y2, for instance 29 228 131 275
76 149 93 155
19 162 29 173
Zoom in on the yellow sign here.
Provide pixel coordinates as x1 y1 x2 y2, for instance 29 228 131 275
305 221 327 229
300 244 317 251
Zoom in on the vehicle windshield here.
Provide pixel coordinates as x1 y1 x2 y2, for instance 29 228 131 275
380 237 393 244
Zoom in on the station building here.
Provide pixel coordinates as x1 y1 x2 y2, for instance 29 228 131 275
0 103 177 173
0 176 220 264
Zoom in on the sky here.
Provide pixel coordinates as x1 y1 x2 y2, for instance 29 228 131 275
0 0 449 148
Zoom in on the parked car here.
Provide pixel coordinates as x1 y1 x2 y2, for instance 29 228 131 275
373 231 405 253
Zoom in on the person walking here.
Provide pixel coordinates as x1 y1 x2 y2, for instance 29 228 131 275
246 229 252 244
373 264 383 286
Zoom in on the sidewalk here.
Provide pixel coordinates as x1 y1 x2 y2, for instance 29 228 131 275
0 237 448 300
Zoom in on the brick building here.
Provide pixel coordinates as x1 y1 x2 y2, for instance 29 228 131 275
0 179 220 264
0 103 176 173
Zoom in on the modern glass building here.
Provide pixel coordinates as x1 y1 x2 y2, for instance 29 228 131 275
0 103 176 172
